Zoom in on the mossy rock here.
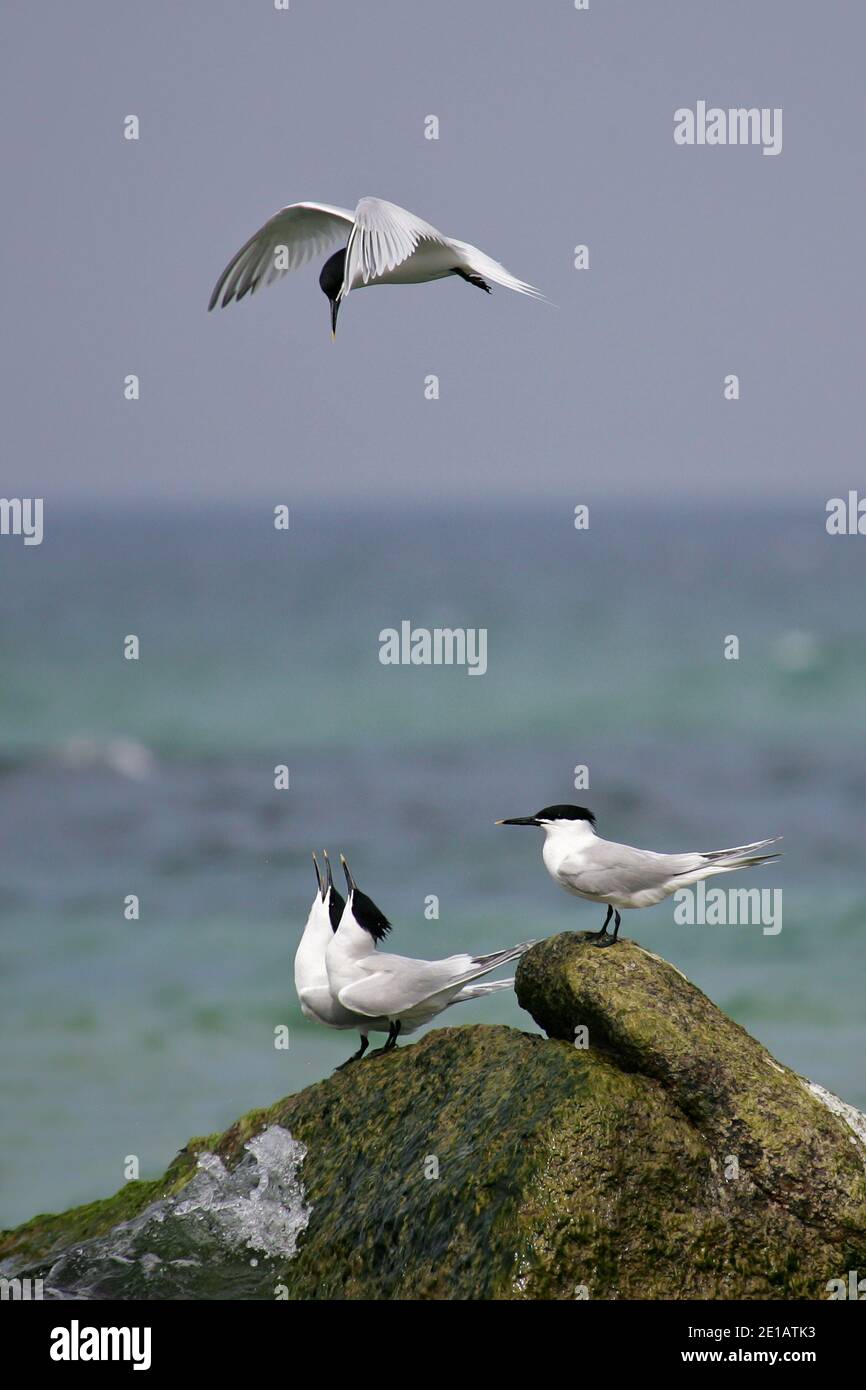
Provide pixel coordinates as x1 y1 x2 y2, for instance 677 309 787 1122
0 1137 220 1274
3 933 864 1299
515 933 866 1248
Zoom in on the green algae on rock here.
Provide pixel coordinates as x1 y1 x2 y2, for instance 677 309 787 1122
3 933 865 1299
0 1136 219 1275
515 933 866 1247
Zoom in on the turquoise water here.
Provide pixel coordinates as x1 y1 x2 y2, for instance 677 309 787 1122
1 503 864 1226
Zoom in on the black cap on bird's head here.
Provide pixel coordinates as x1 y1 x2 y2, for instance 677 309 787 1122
318 248 346 340
322 850 345 932
496 805 597 828
340 854 392 943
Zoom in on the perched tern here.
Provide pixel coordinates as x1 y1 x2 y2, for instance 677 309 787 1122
294 852 390 1045
496 804 782 947
208 196 544 337
295 853 518 1067
324 855 532 1057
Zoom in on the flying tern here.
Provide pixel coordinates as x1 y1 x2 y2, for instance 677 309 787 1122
496 804 782 946
323 855 532 1058
295 853 518 1067
208 196 545 337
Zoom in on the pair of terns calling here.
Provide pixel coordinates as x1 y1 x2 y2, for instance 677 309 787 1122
295 852 532 1067
208 196 545 336
497 805 782 946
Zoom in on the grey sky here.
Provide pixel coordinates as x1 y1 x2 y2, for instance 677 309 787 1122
2 1 863 504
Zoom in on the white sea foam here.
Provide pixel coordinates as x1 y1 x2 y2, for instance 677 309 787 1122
34 1125 310 1299
169 1126 311 1257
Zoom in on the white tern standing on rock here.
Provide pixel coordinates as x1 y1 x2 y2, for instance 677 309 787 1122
496 804 781 946
322 855 532 1059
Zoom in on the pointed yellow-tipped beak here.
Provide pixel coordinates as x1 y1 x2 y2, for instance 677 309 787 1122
340 853 355 894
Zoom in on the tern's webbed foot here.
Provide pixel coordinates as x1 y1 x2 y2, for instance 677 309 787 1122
593 934 618 948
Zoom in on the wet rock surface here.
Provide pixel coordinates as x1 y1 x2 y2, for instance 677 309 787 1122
3 933 864 1299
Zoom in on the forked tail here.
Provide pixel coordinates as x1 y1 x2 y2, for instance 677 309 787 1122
454 977 516 1002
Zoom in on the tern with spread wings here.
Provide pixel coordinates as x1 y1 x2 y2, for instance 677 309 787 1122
209 196 545 336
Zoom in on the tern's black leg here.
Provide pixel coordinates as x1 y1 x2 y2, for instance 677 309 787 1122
452 267 492 294
595 909 622 949
335 1034 369 1071
592 904 613 940
370 1021 401 1056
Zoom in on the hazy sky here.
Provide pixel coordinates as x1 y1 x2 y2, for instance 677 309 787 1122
2 1 863 504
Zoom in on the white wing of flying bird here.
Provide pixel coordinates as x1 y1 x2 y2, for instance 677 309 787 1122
340 197 451 294
208 201 355 310
341 197 546 299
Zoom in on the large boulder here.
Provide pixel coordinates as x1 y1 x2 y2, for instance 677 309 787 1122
3 932 864 1299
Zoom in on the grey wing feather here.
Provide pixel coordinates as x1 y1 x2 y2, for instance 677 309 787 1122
337 956 470 1017
699 837 782 861
337 944 532 1017
209 201 355 310
559 842 701 897
560 836 782 897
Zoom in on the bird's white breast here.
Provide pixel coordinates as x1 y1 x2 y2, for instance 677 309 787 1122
542 825 605 901
351 241 459 289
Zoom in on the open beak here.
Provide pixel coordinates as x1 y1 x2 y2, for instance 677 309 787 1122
312 851 323 899
495 816 540 826
340 853 355 894
330 297 340 341
323 849 334 899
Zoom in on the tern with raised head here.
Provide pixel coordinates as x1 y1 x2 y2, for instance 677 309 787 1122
208 196 545 337
294 852 391 1060
295 853 520 1068
324 855 532 1057
496 805 782 946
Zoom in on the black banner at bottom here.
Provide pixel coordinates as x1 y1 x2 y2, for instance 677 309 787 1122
2 1295 861 1375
